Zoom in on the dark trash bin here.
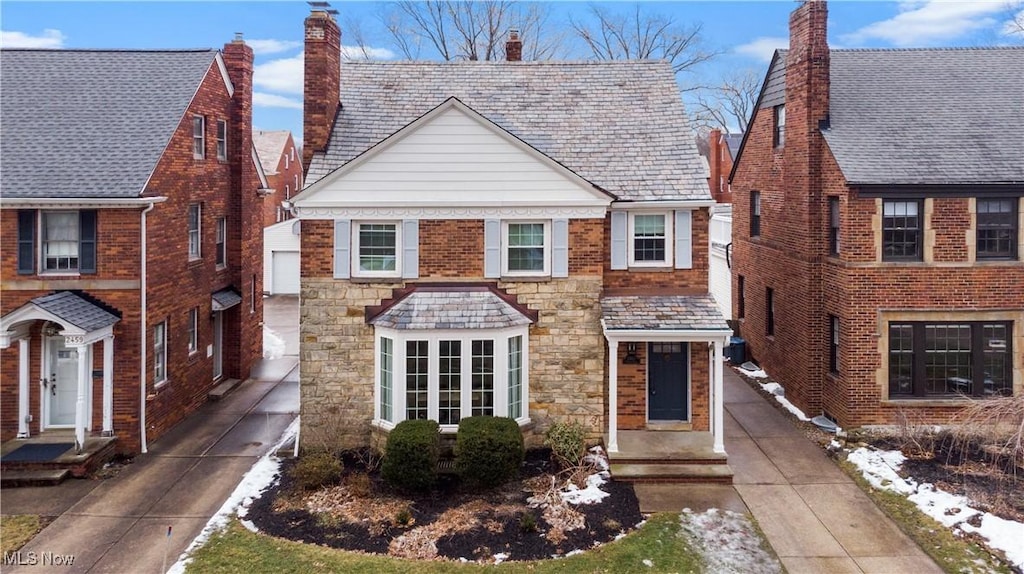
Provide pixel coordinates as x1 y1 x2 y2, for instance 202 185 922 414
727 337 745 363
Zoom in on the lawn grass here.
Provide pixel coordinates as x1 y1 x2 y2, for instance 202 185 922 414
185 513 700 574
839 461 1012 574
0 515 43 554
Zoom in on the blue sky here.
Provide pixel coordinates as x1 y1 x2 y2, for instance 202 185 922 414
2 1 1021 139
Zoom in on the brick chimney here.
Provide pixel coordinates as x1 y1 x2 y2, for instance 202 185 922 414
505 29 522 62
303 9 341 173
221 33 263 380
708 128 723 201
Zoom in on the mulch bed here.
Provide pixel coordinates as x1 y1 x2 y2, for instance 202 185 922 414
246 448 643 562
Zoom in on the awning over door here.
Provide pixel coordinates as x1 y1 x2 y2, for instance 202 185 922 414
211 288 243 312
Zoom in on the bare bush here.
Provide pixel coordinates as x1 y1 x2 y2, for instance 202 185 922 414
948 395 1024 478
892 407 941 458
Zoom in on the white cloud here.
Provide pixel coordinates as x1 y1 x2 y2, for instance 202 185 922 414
246 39 302 55
734 36 788 62
254 52 303 95
1 29 65 48
842 0 1007 47
253 92 303 110
340 45 397 60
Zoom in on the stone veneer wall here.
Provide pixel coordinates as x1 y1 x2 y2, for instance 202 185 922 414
299 276 606 450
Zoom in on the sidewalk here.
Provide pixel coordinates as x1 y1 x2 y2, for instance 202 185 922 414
1 357 298 574
637 368 942 574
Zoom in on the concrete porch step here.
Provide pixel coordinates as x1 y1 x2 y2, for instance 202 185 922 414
609 454 729 465
0 468 70 487
208 378 242 401
610 463 734 484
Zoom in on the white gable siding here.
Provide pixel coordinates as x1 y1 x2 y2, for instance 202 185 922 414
708 205 732 318
307 106 603 205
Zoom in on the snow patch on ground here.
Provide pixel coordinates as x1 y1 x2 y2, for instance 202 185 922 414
757 382 810 421
847 446 1024 569
263 326 286 360
678 508 782 574
560 447 612 506
739 365 768 378
167 417 299 574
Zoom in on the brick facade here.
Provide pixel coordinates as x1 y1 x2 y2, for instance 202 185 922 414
1 42 262 452
731 1 1024 428
707 129 735 204
257 131 303 227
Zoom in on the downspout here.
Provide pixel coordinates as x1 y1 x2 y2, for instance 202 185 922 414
139 201 156 453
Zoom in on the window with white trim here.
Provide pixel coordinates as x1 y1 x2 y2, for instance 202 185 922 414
375 328 529 429
188 204 202 260
154 321 167 384
41 211 80 272
215 217 227 268
628 212 673 266
503 221 549 275
216 120 228 160
187 307 199 355
353 222 400 277
192 116 205 159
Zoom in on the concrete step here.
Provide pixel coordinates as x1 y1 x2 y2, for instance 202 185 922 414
611 463 734 484
0 468 70 488
208 378 242 401
609 455 729 465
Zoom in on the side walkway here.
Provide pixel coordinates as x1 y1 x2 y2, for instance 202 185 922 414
637 368 941 574
1 357 298 574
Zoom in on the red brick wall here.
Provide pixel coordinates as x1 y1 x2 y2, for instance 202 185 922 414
613 342 710 432
603 209 710 291
708 129 735 204
259 133 303 228
303 11 340 172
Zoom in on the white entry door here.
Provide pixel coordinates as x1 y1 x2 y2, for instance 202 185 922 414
47 337 77 427
213 311 224 380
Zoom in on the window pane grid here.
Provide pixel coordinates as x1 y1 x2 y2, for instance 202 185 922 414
43 212 80 271
890 322 1012 398
405 340 428 420
380 338 393 422
633 215 666 262
508 336 522 419
471 340 494 416
187 308 198 353
829 197 840 255
888 324 914 396
192 116 204 158
188 205 201 259
154 322 166 383
507 223 545 272
439 340 461 425
983 325 1011 396
882 201 920 260
359 224 397 272
924 324 972 395
977 199 1017 259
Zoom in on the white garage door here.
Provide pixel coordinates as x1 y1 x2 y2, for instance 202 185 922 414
272 251 300 294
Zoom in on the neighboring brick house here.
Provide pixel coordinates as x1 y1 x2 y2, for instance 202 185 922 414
254 129 303 226
0 41 264 455
707 128 742 204
293 9 731 473
730 0 1023 428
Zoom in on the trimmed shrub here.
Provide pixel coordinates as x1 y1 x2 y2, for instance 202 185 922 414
382 419 440 492
290 450 343 491
454 416 525 489
544 420 587 467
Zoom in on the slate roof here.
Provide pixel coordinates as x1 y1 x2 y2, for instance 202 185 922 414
308 60 709 201
768 47 1023 186
369 289 534 330
0 49 220 199
601 294 729 331
253 130 291 175
32 292 120 332
211 288 242 311
724 134 744 161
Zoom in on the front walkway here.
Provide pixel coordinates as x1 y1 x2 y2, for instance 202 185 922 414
0 357 298 574
636 368 942 574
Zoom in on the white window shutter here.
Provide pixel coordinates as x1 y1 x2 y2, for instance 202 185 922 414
675 210 692 269
484 219 501 278
610 211 627 270
552 218 569 278
334 219 351 279
402 219 419 279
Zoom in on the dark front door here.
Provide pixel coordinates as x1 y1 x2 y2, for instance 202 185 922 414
648 342 688 421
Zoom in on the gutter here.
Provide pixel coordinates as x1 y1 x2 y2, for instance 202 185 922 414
138 200 160 454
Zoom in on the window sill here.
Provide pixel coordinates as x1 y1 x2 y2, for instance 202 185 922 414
883 397 978 407
626 265 673 272
39 272 82 277
500 275 551 282
215 264 227 272
372 417 533 433
187 257 203 267
974 258 1023 265
349 276 404 284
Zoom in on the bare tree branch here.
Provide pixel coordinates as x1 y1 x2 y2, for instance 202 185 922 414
689 68 761 133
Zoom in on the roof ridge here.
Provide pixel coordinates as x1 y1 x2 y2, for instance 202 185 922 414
339 59 667 66
0 48 217 53
830 46 1024 53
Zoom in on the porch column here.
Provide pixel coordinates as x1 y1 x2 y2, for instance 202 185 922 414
102 336 114 436
712 338 726 454
608 340 619 453
18 337 30 438
72 340 90 452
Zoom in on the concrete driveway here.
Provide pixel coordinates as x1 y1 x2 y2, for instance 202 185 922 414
2 296 300 574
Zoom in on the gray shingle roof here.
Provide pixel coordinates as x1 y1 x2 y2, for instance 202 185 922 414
211 288 242 311
308 60 709 201
32 291 120 332
822 47 1024 186
724 134 744 161
369 289 534 330
601 294 729 331
253 130 291 175
0 49 219 199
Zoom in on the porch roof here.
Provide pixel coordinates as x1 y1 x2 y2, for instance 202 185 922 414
368 287 534 330
30 291 120 332
211 288 242 311
601 294 729 332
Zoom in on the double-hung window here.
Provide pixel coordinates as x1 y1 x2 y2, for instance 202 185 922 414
773 105 785 148
216 120 228 160
977 199 1017 259
503 221 549 275
188 204 202 260
215 217 227 268
829 315 839 374
628 212 672 266
766 287 775 336
187 308 199 355
42 211 80 272
192 116 205 159
154 321 167 385
882 200 922 261
828 197 840 255
888 322 1013 398
354 222 400 276
750 192 761 237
